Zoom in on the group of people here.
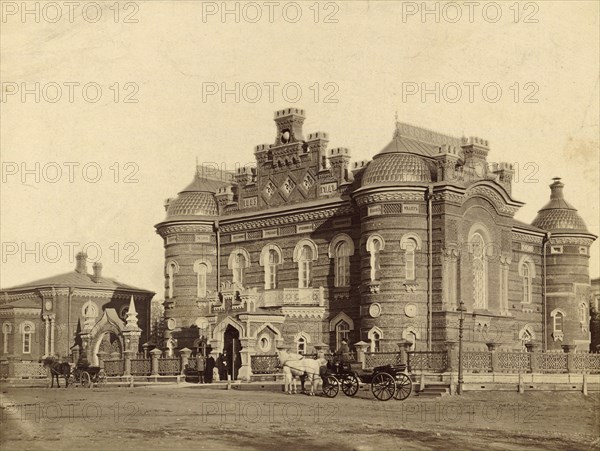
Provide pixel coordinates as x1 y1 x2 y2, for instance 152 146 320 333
193 350 237 383
186 339 352 384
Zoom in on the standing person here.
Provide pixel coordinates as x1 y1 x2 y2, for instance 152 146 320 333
196 353 205 384
216 353 224 381
205 353 215 384
335 339 351 365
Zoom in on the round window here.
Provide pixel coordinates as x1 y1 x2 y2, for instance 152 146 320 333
258 335 271 352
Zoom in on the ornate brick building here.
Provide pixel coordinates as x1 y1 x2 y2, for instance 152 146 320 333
155 108 596 379
0 253 154 364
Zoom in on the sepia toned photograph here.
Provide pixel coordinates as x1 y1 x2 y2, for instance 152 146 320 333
1 1 598 450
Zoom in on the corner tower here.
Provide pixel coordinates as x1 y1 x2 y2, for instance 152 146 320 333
155 166 232 348
532 178 597 351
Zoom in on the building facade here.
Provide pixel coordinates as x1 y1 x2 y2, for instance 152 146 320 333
155 108 596 379
0 253 155 364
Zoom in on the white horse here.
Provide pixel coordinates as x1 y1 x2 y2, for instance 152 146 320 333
277 349 327 396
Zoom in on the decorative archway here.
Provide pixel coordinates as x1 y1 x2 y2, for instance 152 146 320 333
86 309 128 365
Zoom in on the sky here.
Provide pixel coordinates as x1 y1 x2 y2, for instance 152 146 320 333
1 1 598 297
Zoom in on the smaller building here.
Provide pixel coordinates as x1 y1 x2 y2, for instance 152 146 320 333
0 252 154 364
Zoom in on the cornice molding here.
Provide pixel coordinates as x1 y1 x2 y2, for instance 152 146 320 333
220 205 354 233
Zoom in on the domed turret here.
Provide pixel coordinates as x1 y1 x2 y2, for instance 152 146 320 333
361 138 433 186
532 178 589 232
165 176 226 218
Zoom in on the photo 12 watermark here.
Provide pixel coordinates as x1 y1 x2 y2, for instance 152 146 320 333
199 401 339 424
1 401 141 424
1 82 140 104
201 82 339 104
401 82 539 104
200 1 340 24
1 2 140 24
400 2 540 24
2 162 140 184
1 241 140 264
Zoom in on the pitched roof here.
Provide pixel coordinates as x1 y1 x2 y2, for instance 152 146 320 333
0 298 40 309
512 219 547 233
2 270 153 293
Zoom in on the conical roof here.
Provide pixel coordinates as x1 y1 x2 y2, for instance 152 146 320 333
531 178 589 232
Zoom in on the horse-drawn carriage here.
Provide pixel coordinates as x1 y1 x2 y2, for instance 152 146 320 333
277 349 412 401
322 361 413 401
68 363 107 388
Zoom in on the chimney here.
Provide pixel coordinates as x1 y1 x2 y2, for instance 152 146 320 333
92 262 103 282
75 252 88 274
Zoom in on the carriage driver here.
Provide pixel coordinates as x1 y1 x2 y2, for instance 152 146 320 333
76 351 90 370
335 339 351 364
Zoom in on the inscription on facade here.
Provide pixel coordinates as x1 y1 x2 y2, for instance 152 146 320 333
243 196 258 208
320 182 337 195
402 204 420 214
231 233 246 242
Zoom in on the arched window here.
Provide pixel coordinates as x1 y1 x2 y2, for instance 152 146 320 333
2 322 12 354
366 235 384 282
298 246 312 288
329 234 354 288
471 232 487 309
166 260 179 299
21 322 34 354
335 320 350 349
233 254 245 286
334 241 351 287
579 303 587 323
260 244 283 290
522 264 531 304
293 239 318 289
297 336 307 355
554 312 564 332
194 260 211 298
368 327 383 352
228 248 250 287
519 326 534 350
404 239 416 280
371 331 381 352
266 250 279 289
400 234 421 281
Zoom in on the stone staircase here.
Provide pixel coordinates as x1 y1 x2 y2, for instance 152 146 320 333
417 382 451 397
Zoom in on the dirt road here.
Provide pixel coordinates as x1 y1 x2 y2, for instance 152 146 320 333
1 384 598 450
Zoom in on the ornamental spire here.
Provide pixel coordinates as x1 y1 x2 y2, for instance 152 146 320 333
126 296 138 329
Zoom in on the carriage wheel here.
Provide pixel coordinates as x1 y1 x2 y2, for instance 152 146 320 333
341 374 359 397
394 373 412 401
371 372 395 401
322 375 339 398
96 370 107 387
81 371 92 388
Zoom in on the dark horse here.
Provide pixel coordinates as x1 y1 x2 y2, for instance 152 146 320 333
40 357 71 388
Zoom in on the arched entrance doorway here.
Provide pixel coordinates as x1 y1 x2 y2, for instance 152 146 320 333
224 325 241 380
96 332 123 359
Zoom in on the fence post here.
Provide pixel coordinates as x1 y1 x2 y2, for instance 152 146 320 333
487 343 499 373
179 348 192 376
7 355 18 379
445 341 458 373
96 351 106 370
150 348 162 376
123 350 133 377
562 344 577 373
526 344 539 373
396 340 412 367
354 341 369 370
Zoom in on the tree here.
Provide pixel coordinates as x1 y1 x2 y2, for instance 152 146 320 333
150 298 165 347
